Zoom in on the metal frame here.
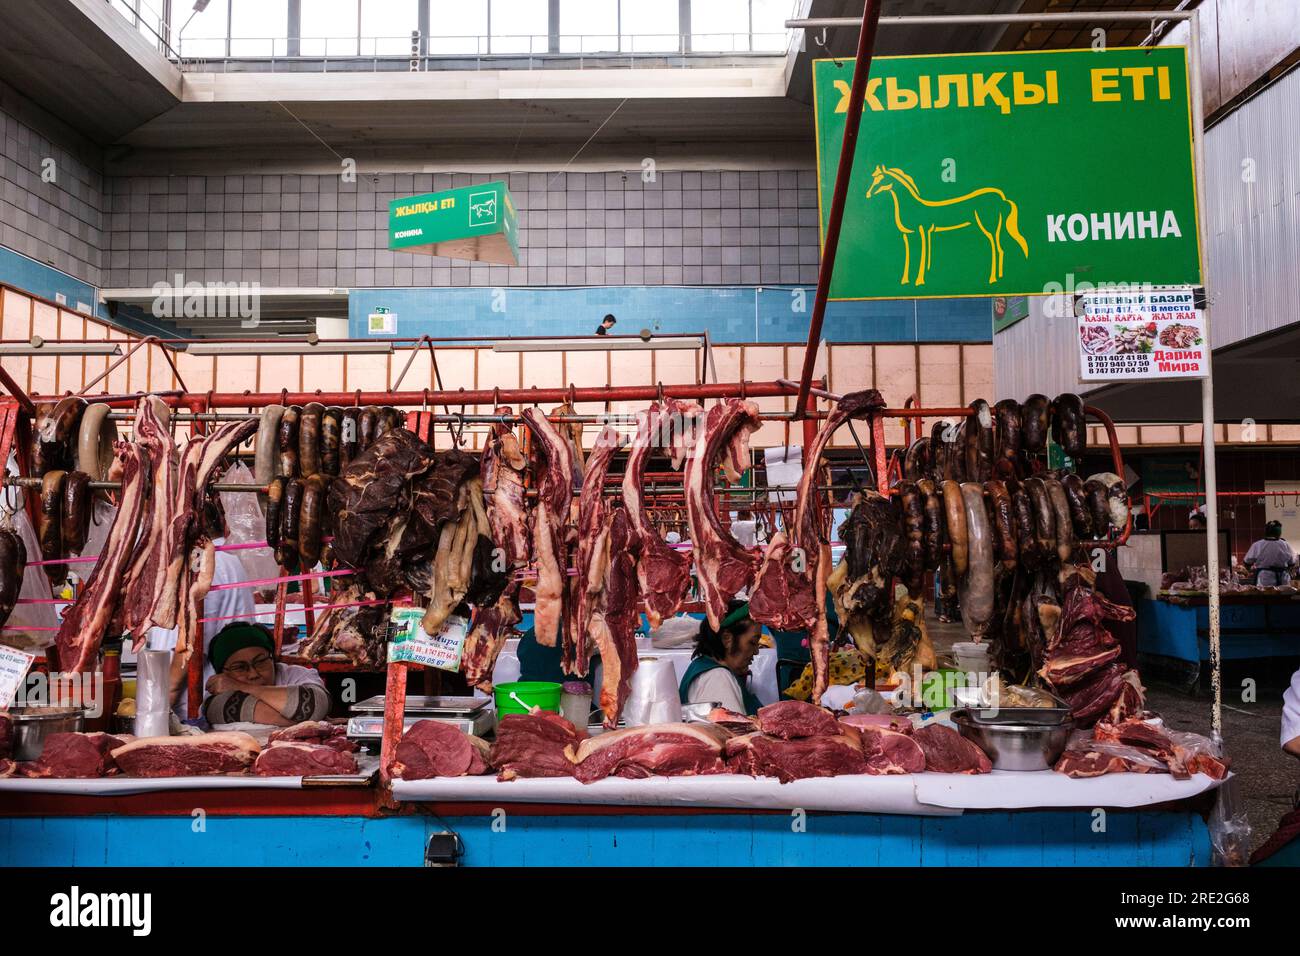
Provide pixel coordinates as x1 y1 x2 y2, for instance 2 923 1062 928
785 5 1223 738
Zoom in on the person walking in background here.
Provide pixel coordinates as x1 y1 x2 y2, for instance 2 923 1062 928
595 314 617 335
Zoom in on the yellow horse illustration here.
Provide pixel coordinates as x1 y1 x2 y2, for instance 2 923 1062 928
864 165 1029 286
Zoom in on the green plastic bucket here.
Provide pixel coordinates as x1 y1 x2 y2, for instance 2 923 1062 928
494 681 562 715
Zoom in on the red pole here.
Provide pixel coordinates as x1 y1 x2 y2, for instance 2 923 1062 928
380 662 409 785
49 380 800 410
794 0 884 417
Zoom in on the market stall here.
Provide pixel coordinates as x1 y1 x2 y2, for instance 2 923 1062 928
0 367 1232 868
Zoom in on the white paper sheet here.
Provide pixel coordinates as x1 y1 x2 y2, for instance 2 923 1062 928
391 769 1226 815
912 769 1225 809
0 755 379 796
391 772 952 815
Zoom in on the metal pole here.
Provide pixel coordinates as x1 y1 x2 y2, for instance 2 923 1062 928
794 0 883 417
786 12 1195 29
1188 9 1222 740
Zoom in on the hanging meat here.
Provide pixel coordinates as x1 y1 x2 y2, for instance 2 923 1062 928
684 398 761 631
149 415 260 636
328 427 437 586
32 397 85 477
828 490 908 660
0 528 26 632
421 479 490 636
1021 394 1050 453
958 481 994 640
521 406 576 648
120 396 178 642
460 409 528 691
964 400 994 482
749 388 887 703
302 583 387 666
577 425 641 724
1039 581 1144 726
54 443 150 673
621 401 696 629
1051 393 1087 460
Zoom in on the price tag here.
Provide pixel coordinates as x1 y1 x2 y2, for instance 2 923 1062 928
387 608 469 672
0 645 36 710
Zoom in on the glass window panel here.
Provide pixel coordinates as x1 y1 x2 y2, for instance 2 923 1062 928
429 0 488 54
112 0 137 25
176 0 231 58
621 0 677 53
136 0 170 48
361 0 419 55
750 0 791 51
691 0 747 52
301 0 360 56
489 0 548 55
559 0 617 54
231 0 288 56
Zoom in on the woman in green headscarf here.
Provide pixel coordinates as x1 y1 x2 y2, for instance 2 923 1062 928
678 600 763 716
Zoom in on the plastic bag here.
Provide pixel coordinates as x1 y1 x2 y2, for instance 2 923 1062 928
0 488 59 651
219 462 280 586
1208 771 1252 867
649 613 701 649
135 649 173 737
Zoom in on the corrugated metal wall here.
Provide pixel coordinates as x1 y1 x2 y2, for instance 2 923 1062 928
995 62 1300 400
1202 64 1300 349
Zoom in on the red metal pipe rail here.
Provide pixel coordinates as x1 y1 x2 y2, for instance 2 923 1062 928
28 381 800 410
793 0 883 418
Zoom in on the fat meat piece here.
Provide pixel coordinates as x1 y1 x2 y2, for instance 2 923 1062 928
111 732 261 777
684 400 762 630
565 722 728 783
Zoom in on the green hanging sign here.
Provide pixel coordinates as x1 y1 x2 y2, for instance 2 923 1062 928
813 47 1202 301
388 180 520 265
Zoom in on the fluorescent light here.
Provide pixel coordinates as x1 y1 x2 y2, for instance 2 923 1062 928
0 343 123 356
185 341 394 356
493 337 704 353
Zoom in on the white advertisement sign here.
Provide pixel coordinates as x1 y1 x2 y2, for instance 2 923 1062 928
0 645 35 710
1077 287 1207 382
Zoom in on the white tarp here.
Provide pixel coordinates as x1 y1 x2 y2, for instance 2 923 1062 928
0 755 379 795
391 770 1225 815
392 772 950 815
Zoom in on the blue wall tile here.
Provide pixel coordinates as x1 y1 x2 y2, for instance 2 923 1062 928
349 286 993 344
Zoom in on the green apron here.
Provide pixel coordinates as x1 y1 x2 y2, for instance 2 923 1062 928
678 656 761 715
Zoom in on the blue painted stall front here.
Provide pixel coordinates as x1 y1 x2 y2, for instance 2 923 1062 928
0 808 1212 867
1138 597 1300 665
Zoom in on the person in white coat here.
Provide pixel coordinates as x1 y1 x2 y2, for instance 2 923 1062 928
1283 667 1300 759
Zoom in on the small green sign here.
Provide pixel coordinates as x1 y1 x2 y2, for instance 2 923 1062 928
388 180 520 265
813 47 1202 300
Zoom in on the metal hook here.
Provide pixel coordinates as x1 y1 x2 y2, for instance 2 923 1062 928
421 388 429 414
354 389 362 409
656 382 665 404
813 27 842 68
280 387 289 407
567 383 577 407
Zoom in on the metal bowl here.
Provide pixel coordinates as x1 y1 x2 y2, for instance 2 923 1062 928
951 710 1074 772
7 706 84 761
681 701 721 723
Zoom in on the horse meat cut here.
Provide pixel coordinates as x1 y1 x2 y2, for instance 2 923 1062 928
111 732 261 777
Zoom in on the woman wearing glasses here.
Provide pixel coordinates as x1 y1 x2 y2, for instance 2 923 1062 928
201 622 330 727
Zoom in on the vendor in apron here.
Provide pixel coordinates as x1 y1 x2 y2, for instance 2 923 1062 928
679 600 762 716
1244 521 1297 587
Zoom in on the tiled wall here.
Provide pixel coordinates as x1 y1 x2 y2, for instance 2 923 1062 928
0 81 104 286
347 286 994 343
104 169 822 289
